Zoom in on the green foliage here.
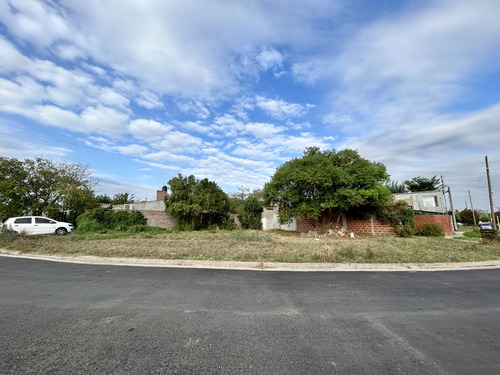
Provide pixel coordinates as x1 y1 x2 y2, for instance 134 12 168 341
415 223 445 237
376 200 415 237
0 226 16 242
404 176 441 192
385 180 407 193
111 192 134 205
0 157 98 223
263 147 392 223
229 187 263 215
95 194 112 204
240 196 263 229
457 209 479 226
224 219 239 231
76 208 147 233
464 229 481 238
229 198 246 215
164 174 230 230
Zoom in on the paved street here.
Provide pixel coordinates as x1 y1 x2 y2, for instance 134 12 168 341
1 256 499 374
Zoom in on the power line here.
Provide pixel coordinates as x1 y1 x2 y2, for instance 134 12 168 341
2 128 121 155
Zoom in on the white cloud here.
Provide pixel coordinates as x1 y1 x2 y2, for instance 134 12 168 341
151 131 204 154
256 47 284 70
114 144 149 157
176 100 211 119
255 95 313 120
128 119 172 142
0 36 31 71
32 104 129 137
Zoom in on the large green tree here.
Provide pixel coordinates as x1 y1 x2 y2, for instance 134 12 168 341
404 176 441 192
263 148 392 223
164 174 230 230
0 157 98 222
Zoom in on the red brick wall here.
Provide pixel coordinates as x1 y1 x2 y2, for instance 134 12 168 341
296 213 394 235
414 215 453 237
296 212 343 233
156 190 167 201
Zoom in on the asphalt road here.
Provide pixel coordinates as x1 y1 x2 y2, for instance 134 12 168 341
1 256 499 374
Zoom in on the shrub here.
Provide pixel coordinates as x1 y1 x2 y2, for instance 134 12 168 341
76 208 147 233
376 201 415 237
240 197 263 230
0 226 16 242
415 223 444 237
224 219 239 231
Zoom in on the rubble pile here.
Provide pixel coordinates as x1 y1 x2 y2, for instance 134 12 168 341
301 223 348 238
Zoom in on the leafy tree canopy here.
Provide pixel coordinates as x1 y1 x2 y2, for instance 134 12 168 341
111 192 135 205
164 174 230 230
0 157 98 222
263 147 392 223
95 194 112 204
385 180 407 193
457 209 478 226
404 176 441 192
229 186 263 215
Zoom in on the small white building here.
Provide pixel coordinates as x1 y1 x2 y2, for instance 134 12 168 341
261 206 297 231
393 190 447 214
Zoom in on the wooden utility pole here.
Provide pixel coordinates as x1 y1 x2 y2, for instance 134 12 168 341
468 190 477 227
485 156 497 229
440 175 448 213
447 186 457 231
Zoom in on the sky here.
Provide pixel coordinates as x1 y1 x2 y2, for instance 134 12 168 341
0 0 499 211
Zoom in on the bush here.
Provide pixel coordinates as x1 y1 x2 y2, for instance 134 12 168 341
0 226 16 242
376 201 415 237
76 217 107 234
240 197 263 230
76 208 148 233
397 226 416 237
415 223 444 237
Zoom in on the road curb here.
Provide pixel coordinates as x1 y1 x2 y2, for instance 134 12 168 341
2 250 500 272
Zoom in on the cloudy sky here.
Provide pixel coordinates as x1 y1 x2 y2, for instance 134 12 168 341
1 0 499 211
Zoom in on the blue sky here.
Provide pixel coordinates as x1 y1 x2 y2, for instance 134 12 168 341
1 0 499 211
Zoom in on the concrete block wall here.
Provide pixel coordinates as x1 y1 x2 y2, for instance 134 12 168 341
140 210 178 229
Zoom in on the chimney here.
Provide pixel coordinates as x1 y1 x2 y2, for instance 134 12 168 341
156 186 168 201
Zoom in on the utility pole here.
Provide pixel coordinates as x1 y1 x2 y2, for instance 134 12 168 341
448 186 457 231
485 156 497 230
440 175 448 213
468 190 477 227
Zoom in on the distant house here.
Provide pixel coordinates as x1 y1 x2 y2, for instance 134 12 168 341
392 190 447 214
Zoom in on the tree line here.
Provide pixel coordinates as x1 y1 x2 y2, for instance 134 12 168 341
0 157 135 223
1 151 451 232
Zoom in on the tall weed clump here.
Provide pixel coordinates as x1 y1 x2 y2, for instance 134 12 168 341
76 208 148 233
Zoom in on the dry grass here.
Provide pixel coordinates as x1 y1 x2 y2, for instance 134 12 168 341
1 229 500 264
